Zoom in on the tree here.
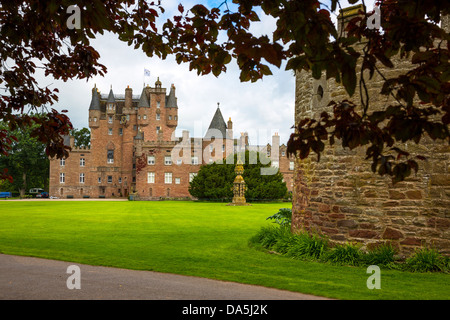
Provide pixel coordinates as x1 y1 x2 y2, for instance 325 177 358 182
0 122 49 196
1 0 448 183
189 151 287 201
70 127 91 148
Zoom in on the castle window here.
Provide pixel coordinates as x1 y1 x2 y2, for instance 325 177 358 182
164 156 172 165
107 150 114 164
156 126 161 134
157 101 161 108
60 158 65 166
156 113 160 120
317 85 324 100
133 125 137 131
108 115 113 124
174 116 177 121
164 172 172 184
147 156 155 165
175 178 181 184
169 115 172 120
281 151 285 156
79 173 85 184
143 115 147 120
119 128 123 136
290 161 294 170
191 157 198 165
80 158 85 167
189 172 197 182
118 177 122 184
147 172 155 184
94 117 97 122
107 176 112 183
108 128 113 135
222 145 225 152
59 173 65 183
176 159 182 165
98 177 101 183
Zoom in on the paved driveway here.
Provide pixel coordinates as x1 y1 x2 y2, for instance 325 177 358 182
0 254 329 300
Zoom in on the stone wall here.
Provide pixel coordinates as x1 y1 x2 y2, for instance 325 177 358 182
292 7 450 257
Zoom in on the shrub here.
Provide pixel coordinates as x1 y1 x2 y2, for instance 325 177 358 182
266 208 292 227
285 231 329 260
364 243 397 267
405 247 448 273
248 225 288 250
324 242 364 266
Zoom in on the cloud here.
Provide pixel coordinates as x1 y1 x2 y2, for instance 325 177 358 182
38 1 376 146
43 1 295 146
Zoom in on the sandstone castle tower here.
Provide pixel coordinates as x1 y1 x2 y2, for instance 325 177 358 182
292 5 450 257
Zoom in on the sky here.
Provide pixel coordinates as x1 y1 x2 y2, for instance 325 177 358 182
36 0 375 146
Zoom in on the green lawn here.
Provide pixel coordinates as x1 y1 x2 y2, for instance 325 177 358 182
0 200 448 299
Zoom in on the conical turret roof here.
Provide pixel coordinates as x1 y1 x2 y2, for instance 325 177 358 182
204 105 227 139
89 86 101 110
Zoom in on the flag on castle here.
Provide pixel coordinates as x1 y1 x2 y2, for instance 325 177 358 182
144 69 150 77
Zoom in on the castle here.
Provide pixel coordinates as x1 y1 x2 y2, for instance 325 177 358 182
49 78 294 200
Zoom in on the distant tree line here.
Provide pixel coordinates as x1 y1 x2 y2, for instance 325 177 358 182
0 123 90 196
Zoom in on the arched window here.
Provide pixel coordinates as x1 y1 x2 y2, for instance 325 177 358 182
317 85 324 100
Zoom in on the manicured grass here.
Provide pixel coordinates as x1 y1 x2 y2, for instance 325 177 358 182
0 200 448 299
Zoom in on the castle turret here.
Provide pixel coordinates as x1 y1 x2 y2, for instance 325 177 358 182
138 87 150 127
89 85 101 128
166 84 178 128
106 86 116 115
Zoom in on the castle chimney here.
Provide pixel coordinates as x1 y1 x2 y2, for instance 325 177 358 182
125 85 132 109
226 117 233 140
271 132 280 162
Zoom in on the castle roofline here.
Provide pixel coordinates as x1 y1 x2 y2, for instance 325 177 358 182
204 106 227 139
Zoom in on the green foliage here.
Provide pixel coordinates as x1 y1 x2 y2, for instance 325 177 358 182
0 122 49 195
324 242 364 266
285 232 329 260
405 248 449 273
266 208 292 227
188 162 234 200
250 218 448 273
189 151 287 201
70 127 91 147
363 243 397 267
